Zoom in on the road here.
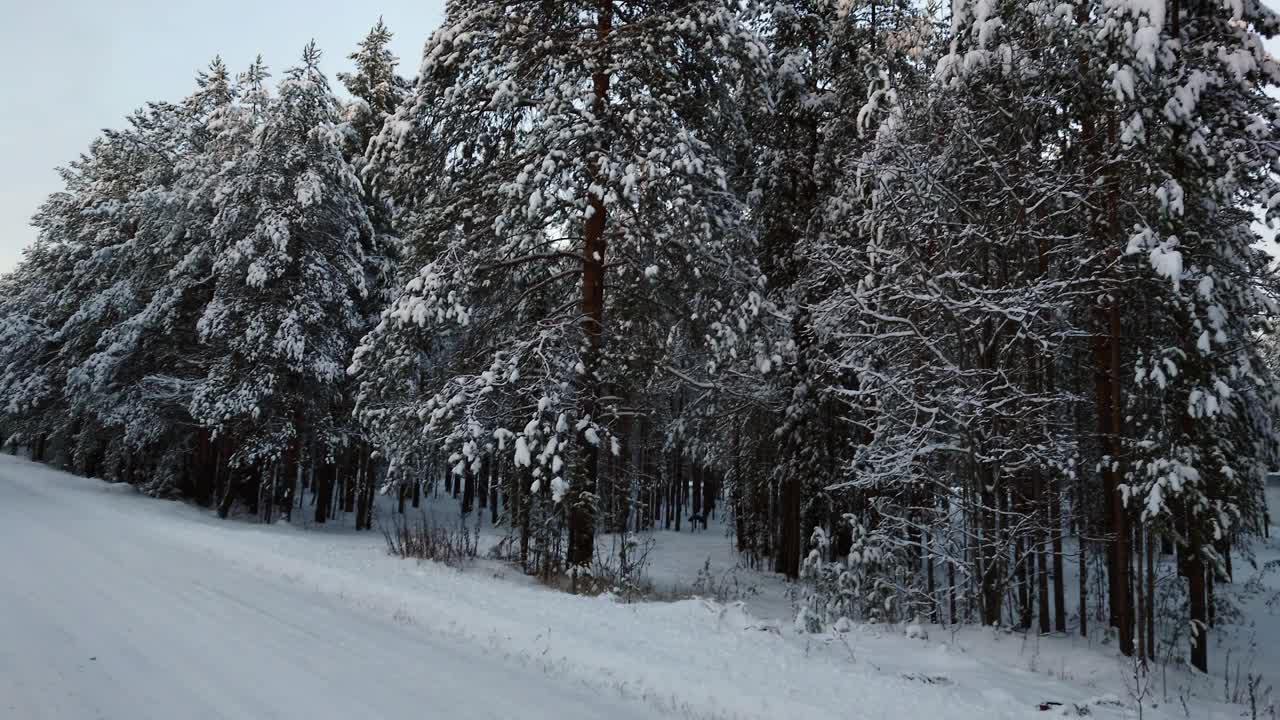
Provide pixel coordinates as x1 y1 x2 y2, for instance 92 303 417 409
0 457 649 720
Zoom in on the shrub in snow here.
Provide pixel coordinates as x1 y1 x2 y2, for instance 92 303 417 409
382 512 479 569
798 518 905 631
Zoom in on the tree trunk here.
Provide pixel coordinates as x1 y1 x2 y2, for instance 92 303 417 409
354 447 369 531
342 446 356 514
195 430 214 506
284 441 298 524
517 466 530 571
490 463 500 527
1146 529 1156 661
262 466 274 524
567 0 613 570
1018 535 1032 630
692 463 703 519
776 471 801 579
360 450 376 531
980 467 1002 626
674 449 683 533
948 556 957 625
926 533 937 622
1136 527 1145 660
1188 547 1208 672
217 468 238 519
462 462 475 516
1051 475 1066 633
1035 467 1051 634
314 459 334 524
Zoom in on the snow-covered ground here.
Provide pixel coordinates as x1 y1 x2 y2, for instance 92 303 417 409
2 455 1276 719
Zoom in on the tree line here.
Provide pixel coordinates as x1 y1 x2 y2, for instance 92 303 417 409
2 0 1279 674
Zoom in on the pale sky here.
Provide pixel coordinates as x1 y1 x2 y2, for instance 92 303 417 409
0 0 446 272
2 3 1280 272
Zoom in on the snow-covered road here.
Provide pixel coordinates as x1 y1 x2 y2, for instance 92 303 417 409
0 458 649 720
4 455 1212 720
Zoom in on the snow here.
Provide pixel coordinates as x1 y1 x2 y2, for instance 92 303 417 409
513 435 531 467
2 456 1277 720
1146 234 1184 290
1112 65 1137 102
0 458 647 720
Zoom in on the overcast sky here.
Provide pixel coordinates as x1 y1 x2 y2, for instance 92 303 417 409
0 0 446 272
2 2 1280 272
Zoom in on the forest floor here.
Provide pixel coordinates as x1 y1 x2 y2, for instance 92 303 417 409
1 454 1277 720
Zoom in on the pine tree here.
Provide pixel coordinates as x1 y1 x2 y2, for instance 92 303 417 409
801 0 1092 627
1099 0 1280 671
0 98 195 481
338 17 412 157
192 43 371 512
63 59 242 496
338 19 410 323
353 0 767 572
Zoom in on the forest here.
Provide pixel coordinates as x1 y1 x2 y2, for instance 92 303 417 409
1 0 1279 677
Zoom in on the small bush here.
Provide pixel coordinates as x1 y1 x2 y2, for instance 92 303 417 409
692 557 760 604
530 534 658 600
588 534 657 601
382 513 479 569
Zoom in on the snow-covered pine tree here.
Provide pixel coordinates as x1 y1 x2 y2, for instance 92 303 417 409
0 224 74 462
63 59 243 497
0 98 194 481
802 0 1090 628
334 21 413 525
338 17 413 160
735 0 934 582
192 43 371 517
352 0 767 573
1095 0 1280 671
339 19 411 278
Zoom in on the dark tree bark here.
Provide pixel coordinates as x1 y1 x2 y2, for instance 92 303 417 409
462 462 475 516
217 469 238 519
261 466 273 524
948 556 957 625
567 0 613 570
1051 476 1066 633
359 450 376 531
692 463 703 519
776 471 801 579
342 446 356 514
1036 471 1051 634
314 460 334 524
283 440 298 523
194 429 215 507
490 462 500 526
1146 530 1156 661
1098 296 1132 656
673 449 683 532
1188 546 1208 672
979 466 1002 626
354 446 369 531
